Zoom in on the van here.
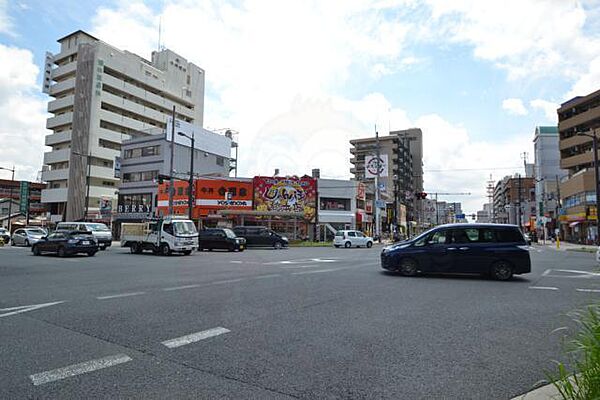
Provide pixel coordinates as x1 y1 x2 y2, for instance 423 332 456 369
56 222 113 250
232 226 288 249
380 223 531 280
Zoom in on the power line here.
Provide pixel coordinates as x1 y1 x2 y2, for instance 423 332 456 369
423 166 523 172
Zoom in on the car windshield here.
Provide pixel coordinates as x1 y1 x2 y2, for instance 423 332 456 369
86 223 110 232
173 221 197 235
335 231 344 237
26 229 46 236
223 229 236 239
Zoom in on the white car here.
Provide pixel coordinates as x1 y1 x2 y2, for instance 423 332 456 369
334 230 373 248
596 246 600 264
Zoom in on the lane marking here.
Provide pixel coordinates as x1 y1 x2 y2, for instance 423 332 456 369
292 267 346 275
230 261 243 264
280 265 321 269
29 354 132 386
0 301 64 319
96 292 145 300
529 286 559 291
576 288 600 293
211 278 244 285
162 284 203 291
253 274 281 279
542 269 552 276
543 269 600 279
162 327 230 349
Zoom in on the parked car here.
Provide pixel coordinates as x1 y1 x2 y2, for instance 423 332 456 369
596 246 600 265
334 230 373 248
232 226 288 249
56 222 112 250
198 228 246 252
11 227 47 247
32 230 98 257
380 223 531 281
0 228 10 244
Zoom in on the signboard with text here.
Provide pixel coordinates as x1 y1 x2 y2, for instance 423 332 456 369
194 179 253 218
253 176 317 222
19 181 29 214
365 155 388 178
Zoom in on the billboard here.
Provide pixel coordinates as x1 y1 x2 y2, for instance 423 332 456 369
166 118 232 158
365 155 388 178
195 179 253 217
19 181 29 214
157 180 191 216
253 176 317 222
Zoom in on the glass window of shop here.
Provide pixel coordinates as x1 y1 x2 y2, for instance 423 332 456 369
122 170 158 182
320 197 350 211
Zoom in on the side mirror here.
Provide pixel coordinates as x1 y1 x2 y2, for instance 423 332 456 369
42 236 48 241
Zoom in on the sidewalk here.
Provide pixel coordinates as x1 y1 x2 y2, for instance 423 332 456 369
534 241 597 253
511 381 561 400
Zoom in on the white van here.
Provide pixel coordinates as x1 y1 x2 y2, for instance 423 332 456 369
333 230 373 248
56 222 113 250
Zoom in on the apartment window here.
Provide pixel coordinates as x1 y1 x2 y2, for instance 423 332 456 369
102 181 115 187
122 170 158 183
320 198 351 211
124 145 160 159
216 156 224 166
99 138 121 151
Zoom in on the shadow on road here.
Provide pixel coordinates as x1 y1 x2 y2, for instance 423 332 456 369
379 270 530 283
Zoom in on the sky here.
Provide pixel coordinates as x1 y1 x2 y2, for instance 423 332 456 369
1 0 600 214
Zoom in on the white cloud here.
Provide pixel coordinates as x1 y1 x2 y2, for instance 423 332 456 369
530 99 558 123
0 0 13 35
0 44 48 181
502 98 528 116
566 55 600 99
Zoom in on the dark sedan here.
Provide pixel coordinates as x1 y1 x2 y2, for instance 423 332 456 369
381 223 531 280
32 230 99 257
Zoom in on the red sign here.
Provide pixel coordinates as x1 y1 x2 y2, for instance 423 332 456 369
194 179 253 218
357 182 366 201
253 176 317 222
157 180 192 216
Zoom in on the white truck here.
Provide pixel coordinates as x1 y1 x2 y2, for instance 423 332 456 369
120 216 198 256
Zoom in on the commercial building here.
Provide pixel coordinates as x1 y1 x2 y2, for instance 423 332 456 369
349 128 423 235
557 88 600 243
40 30 205 222
493 175 536 228
116 120 233 222
533 126 566 238
317 178 358 240
0 179 47 229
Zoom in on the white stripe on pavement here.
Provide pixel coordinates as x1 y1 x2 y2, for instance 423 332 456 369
162 284 203 291
211 278 244 285
96 292 145 300
161 327 230 349
292 267 346 275
529 286 559 291
29 354 132 386
0 301 64 318
253 274 281 279
576 288 600 293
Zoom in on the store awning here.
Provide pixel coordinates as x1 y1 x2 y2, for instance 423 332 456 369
569 221 580 228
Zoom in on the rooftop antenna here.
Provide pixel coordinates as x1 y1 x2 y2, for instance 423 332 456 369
157 17 162 51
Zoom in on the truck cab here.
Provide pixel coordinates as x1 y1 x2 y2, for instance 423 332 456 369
121 216 198 255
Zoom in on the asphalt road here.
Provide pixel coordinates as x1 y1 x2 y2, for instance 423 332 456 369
0 243 599 399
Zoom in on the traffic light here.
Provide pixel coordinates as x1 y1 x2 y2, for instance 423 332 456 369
415 192 428 200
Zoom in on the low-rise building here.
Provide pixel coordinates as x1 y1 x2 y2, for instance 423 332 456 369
317 178 358 240
493 175 536 228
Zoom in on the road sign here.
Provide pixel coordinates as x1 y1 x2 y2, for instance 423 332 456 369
378 182 386 192
455 213 466 219
375 200 386 209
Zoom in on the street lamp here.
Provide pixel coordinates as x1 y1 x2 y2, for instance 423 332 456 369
0 165 15 231
71 151 92 221
576 129 600 246
177 131 195 220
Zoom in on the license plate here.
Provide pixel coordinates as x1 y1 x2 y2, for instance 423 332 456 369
82 241 90 245
239 245 244 250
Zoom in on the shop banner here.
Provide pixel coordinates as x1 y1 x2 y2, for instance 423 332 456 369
365 155 388 178
253 176 317 222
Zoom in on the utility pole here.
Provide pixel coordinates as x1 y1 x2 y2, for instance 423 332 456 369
555 174 561 240
375 125 381 243
176 131 195 220
85 152 91 220
0 166 15 231
168 106 176 216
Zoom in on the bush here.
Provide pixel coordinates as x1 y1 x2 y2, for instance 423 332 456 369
548 304 600 400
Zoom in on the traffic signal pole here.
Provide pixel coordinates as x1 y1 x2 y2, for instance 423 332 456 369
375 126 381 243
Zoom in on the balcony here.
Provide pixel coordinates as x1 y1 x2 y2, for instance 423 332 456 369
46 112 73 130
41 188 68 203
43 148 70 164
51 62 77 81
41 168 69 182
559 133 590 151
89 165 117 180
45 131 72 146
560 150 594 170
47 95 74 113
48 78 75 97
559 106 600 132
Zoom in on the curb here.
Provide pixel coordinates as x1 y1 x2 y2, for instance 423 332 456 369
511 381 561 400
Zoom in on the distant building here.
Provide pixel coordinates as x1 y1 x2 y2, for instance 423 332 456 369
41 30 205 222
557 88 600 243
0 179 47 228
493 175 536 228
476 203 493 223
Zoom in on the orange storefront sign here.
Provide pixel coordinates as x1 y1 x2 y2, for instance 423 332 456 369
157 180 192 217
194 179 253 218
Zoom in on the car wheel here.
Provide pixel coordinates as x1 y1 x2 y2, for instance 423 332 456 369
57 246 66 258
334 245 340 248
183 250 192 256
366 241 373 248
24 239 30 247
399 258 418 276
87 251 96 257
32 245 40 256
491 261 513 281
160 243 171 256
344 241 351 248
100 246 107 251
11 239 15 246
274 242 282 250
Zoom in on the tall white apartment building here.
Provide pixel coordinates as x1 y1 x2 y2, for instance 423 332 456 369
41 30 205 222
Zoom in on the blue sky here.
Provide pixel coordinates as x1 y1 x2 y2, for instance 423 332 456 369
1 0 599 213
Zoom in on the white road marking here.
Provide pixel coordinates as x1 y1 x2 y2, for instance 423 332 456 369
253 274 281 279
211 278 244 285
280 265 321 269
529 286 559 291
29 354 132 386
543 269 600 279
96 292 145 300
576 288 600 293
0 301 64 319
162 284 203 291
230 261 243 264
542 269 552 276
162 327 230 349
292 267 347 275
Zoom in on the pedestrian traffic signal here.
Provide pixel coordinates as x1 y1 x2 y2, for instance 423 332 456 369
415 192 428 200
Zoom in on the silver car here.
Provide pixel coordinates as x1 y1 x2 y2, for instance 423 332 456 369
11 228 47 247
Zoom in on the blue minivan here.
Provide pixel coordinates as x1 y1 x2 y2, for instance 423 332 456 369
380 223 531 280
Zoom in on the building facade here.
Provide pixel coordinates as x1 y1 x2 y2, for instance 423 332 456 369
41 30 205 222
493 175 536 228
533 126 566 238
476 203 493 223
317 178 358 240
557 88 600 243
0 179 47 228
